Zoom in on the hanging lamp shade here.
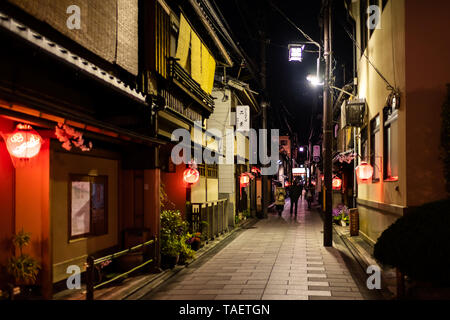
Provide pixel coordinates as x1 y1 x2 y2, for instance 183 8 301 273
183 167 200 185
332 176 342 190
355 161 374 184
240 174 250 187
4 124 42 167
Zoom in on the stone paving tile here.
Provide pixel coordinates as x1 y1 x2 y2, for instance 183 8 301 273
215 294 262 300
262 295 308 300
144 199 376 301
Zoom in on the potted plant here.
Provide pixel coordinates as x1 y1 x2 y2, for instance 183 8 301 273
186 232 202 251
160 237 181 268
333 204 350 226
6 229 41 299
160 210 187 269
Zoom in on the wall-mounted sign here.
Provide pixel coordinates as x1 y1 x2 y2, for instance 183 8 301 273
236 105 250 132
313 145 321 157
293 168 306 176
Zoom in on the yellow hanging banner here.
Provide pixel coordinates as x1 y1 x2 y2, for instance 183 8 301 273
190 31 202 85
175 14 191 69
206 53 216 94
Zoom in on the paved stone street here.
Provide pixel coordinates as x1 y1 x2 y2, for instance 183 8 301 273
143 199 379 300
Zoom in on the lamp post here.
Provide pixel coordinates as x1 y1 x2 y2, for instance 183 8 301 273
322 0 333 247
286 0 333 247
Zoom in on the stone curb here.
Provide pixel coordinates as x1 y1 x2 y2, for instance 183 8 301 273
332 223 396 300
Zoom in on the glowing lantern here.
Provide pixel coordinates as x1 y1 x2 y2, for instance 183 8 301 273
240 174 250 188
285 181 291 187
332 176 342 190
183 168 199 185
355 161 374 184
5 124 42 167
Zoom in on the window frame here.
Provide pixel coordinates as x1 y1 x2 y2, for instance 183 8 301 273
360 126 369 162
383 107 399 181
359 0 368 56
370 115 381 183
68 174 108 241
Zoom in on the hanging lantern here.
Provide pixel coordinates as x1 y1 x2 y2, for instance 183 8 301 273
284 181 291 187
332 176 342 190
4 124 42 167
183 167 199 185
240 174 250 188
355 161 374 184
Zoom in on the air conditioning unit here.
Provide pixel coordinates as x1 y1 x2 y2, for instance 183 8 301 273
341 98 366 128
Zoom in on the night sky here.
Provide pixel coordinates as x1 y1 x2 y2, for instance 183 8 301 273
213 0 354 146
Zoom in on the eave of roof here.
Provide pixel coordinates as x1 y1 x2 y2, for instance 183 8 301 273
0 11 147 104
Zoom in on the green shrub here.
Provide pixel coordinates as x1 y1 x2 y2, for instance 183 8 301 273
374 199 450 286
160 210 187 257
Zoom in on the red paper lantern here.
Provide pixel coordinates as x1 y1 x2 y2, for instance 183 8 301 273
355 162 374 184
5 124 42 167
183 168 199 185
240 174 250 187
332 176 342 190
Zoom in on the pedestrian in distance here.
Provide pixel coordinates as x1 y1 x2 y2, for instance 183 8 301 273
274 182 286 216
307 184 315 209
289 179 302 216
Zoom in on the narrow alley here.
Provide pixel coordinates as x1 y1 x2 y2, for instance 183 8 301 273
143 199 379 300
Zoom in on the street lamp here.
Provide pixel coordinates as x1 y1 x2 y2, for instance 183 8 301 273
306 74 324 87
288 44 305 62
307 74 356 98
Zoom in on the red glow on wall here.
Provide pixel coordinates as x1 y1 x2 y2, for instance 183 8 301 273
332 177 342 190
251 167 261 175
183 168 199 185
355 161 374 184
4 124 42 167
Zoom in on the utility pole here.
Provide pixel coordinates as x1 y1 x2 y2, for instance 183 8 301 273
323 0 333 247
260 29 269 219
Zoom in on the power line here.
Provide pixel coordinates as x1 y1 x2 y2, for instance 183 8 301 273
266 0 322 49
341 24 396 92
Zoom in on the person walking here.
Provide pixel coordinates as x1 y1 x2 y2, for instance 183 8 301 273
289 179 302 216
274 182 286 216
306 183 315 209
